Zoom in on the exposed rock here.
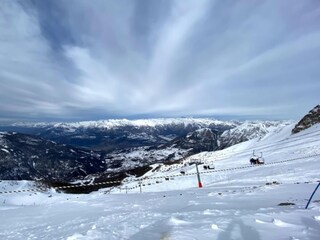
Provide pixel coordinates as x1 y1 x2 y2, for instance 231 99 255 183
292 105 320 134
278 202 295 206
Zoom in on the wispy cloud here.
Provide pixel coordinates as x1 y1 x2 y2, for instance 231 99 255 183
0 0 319 121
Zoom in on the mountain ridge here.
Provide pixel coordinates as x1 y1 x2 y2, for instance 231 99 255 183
292 104 320 134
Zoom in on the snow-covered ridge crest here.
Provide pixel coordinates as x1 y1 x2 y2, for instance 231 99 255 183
11 118 237 129
219 120 294 148
223 120 294 134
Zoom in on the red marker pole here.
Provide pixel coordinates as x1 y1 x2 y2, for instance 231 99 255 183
195 163 203 188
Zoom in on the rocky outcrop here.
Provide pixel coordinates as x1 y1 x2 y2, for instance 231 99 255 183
292 105 320 134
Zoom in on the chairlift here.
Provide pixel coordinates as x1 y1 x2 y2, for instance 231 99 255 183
250 151 264 165
180 165 186 175
203 164 215 170
207 164 215 169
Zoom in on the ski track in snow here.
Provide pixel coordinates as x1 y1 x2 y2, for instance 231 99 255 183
0 124 320 239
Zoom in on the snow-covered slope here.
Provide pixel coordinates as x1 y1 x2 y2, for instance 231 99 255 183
1 123 320 239
219 120 293 149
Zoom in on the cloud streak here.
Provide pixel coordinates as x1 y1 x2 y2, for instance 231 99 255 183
0 0 320 121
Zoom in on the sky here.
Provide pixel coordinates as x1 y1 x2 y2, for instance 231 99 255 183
0 0 319 122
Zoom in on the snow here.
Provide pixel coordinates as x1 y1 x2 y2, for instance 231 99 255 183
1 148 9 153
220 120 293 146
11 118 237 129
0 132 8 147
104 146 191 171
0 123 320 239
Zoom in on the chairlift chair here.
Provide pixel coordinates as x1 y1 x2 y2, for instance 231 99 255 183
207 164 215 169
258 152 265 164
249 150 259 164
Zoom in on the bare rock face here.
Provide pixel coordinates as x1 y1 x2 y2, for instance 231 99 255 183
292 105 320 134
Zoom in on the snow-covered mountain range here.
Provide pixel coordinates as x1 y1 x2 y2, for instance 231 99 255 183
2 118 237 151
2 118 291 153
10 118 237 129
0 118 297 183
